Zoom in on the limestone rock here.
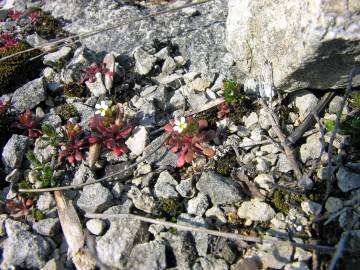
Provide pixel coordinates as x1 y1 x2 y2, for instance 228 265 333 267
2 135 30 169
196 171 244 205
237 200 275 221
96 218 149 268
226 0 360 91
11 78 46 113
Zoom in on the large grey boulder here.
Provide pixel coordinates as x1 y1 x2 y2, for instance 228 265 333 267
226 0 360 91
96 218 149 268
42 0 233 76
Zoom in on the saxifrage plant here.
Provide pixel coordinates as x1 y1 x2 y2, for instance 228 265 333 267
14 109 42 138
164 116 216 167
88 103 134 156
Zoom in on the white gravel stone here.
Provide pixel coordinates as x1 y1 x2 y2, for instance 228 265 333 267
301 201 322 216
237 199 275 221
86 219 106 235
187 193 209 216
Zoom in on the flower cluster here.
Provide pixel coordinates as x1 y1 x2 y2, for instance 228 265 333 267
89 102 133 156
80 62 114 85
14 110 42 138
0 33 19 48
164 117 216 167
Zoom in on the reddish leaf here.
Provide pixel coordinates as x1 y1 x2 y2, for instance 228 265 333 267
113 147 123 156
198 119 208 129
177 151 186 167
202 147 215 157
164 123 174 133
67 156 76 164
185 148 194 163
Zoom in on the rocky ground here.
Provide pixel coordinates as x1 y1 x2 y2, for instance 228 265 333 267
0 0 359 270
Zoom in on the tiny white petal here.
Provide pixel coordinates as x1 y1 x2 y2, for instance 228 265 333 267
180 117 186 123
95 111 101 114
95 104 101 109
174 119 180 126
174 126 181 132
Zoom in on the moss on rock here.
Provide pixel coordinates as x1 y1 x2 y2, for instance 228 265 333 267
63 82 85 97
0 42 42 94
55 103 78 121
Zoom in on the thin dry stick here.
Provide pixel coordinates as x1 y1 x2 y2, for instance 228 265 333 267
85 212 342 253
326 67 357 196
0 0 214 63
329 231 350 270
288 92 335 144
18 135 169 193
260 99 303 179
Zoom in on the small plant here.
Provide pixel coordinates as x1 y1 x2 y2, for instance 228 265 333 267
63 82 85 97
6 196 33 218
223 79 243 104
55 103 78 121
58 122 88 164
26 151 57 188
0 33 19 48
14 110 42 138
217 102 230 119
351 91 360 108
7 10 22 21
88 103 134 156
164 117 216 167
41 123 61 146
80 62 113 85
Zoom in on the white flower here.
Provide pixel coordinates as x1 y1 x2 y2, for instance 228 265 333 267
95 101 109 116
173 117 187 133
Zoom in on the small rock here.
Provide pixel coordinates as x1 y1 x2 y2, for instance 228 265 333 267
154 171 179 199
143 134 178 168
43 46 72 67
174 55 186 66
86 219 106 235
41 113 62 127
77 182 113 213
256 157 270 172
5 169 20 183
187 91 209 110
298 176 314 191
258 108 271 130
301 201 322 216
36 192 56 212
291 90 318 121
284 261 310 270
11 78 46 113
0 214 7 237
128 186 156 214
105 161 134 181
159 74 184 89
125 239 167 270
329 95 349 115
134 47 156 75
300 133 322 163
237 200 275 221
325 197 343 213
32 218 60 236
205 206 227 226
189 77 211 91
257 240 293 269
176 178 195 198
198 255 228 270
111 182 125 199
2 134 30 169
162 57 176 74
34 138 57 163
277 153 294 173
196 171 244 205
244 112 258 129
294 248 312 262
254 174 274 191
125 126 149 156
96 218 149 269
72 102 95 128
169 90 185 110
160 231 197 269
2 220 51 269
336 165 360 192
187 193 209 216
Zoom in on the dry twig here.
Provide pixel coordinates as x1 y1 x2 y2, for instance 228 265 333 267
85 212 345 253
326 66 357 196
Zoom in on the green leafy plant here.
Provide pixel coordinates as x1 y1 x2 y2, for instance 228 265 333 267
26 151 56 188
223 79 243 104
351 91 360 108
41 123 61 146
